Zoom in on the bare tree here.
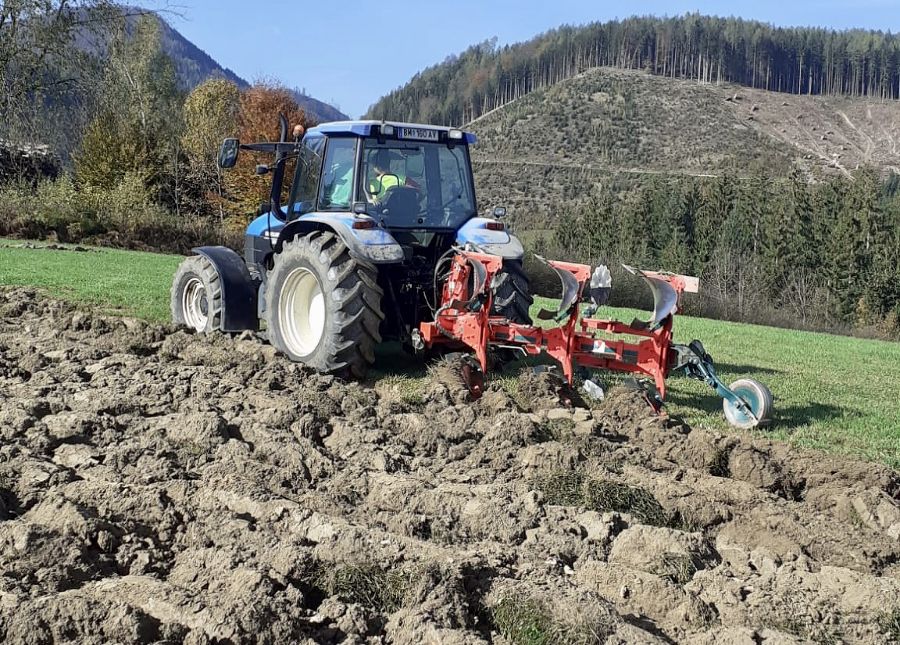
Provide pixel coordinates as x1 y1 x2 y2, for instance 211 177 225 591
0 1 174 156
705 244 767 321
782 266 825 326
2 2 99 144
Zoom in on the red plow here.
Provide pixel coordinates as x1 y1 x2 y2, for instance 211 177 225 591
419 250 773 429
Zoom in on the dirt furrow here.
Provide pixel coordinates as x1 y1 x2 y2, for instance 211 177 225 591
1 288 898 644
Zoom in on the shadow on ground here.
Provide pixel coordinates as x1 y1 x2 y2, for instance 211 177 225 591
666 389 847 433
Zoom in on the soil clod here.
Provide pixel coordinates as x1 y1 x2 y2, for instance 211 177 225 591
1 287 899 643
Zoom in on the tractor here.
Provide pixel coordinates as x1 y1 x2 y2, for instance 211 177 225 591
171 116 773 429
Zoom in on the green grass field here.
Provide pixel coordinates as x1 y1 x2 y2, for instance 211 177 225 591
0 240 182 321
2 239 899 467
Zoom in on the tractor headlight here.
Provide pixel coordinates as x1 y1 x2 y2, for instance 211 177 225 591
381 124 395 136
448 129 464 140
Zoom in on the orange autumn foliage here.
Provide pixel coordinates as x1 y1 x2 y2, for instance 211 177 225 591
222 82 311 228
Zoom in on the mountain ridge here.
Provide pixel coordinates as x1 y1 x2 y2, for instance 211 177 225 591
146 11 349 123
367 14 900 127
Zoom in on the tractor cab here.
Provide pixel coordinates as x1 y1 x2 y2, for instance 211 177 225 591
225 120 522 275
302 121 478 232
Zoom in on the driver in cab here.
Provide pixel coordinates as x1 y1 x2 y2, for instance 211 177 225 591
366 150 420 204
367 150 402 201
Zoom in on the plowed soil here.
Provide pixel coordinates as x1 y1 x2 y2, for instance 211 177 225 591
1 288 899 644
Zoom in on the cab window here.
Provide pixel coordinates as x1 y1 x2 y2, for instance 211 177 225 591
319 138 357 211
291 136 325 216
358 138 475 229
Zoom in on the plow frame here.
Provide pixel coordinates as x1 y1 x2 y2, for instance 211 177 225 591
419 249 770 427
419 251 683 398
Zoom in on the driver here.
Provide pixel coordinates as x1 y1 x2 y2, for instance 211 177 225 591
367 149 403 200
366 150 423 200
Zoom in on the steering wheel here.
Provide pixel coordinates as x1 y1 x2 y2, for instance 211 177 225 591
368 184 397 209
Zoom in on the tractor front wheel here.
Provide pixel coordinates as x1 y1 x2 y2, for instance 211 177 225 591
171 255 222 333
265 231 384 378
491 260 533 324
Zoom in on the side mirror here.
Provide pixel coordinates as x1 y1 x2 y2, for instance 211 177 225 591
492 206 507 219
352 202 368 215
218 138 240 169
255 164 270 175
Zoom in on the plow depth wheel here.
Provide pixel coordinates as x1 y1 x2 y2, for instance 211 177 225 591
723 378 773 430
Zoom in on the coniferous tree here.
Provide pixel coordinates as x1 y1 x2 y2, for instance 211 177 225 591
367 16 900 126
759 172 805 292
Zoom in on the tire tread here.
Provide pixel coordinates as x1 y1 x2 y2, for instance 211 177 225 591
491 260 534 324
266 232 382 378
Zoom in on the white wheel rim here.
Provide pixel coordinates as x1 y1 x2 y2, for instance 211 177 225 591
279 267 326 357
182 277 209 331
723 381 765 429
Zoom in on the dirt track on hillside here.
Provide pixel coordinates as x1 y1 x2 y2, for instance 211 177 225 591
1 288 899 644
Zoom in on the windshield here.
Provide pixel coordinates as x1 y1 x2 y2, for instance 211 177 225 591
359 139 475 229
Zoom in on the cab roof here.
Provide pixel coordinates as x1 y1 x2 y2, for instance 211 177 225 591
306 120 477 144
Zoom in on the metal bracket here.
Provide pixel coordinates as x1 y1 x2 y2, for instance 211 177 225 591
670 341 758 423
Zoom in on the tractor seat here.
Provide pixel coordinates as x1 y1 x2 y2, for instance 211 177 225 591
381 187 420 226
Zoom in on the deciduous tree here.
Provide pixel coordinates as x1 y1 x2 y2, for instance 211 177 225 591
182 78 241 220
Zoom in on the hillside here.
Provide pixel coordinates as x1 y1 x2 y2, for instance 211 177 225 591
151 13 245 91
470 67 900 225
290 91 348 124
367 15 900 127
131 10 349 123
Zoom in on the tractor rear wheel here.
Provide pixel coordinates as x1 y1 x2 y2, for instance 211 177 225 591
265 231 384 378
491 260 533 324
171 255 222 333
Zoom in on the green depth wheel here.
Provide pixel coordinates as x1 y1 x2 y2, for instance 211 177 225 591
723 378 773 430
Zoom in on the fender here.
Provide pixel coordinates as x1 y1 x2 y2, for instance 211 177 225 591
456 218 525 260
192 246 259 332
274 213 404 264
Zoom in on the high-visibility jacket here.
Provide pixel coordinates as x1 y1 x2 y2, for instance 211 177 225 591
369 172 404 196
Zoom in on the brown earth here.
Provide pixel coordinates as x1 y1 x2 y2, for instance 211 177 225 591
1 288 899 644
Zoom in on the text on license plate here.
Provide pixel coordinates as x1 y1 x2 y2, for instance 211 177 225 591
399 127 439 141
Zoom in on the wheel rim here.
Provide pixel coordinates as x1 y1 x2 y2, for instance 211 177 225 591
724 384 762 428
279 267 326 357
182 277 209 332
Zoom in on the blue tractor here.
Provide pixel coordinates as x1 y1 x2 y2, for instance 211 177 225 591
171 116 531 378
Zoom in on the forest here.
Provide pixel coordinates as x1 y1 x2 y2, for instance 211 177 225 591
526 169 900 337
0 2 310 252
367 14 900 125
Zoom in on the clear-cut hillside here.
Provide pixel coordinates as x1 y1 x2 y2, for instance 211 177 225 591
468 67 900 225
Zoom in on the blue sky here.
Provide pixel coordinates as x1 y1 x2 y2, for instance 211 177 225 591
166 0 900 118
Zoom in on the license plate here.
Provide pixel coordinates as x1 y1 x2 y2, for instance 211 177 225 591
399 127 439 141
